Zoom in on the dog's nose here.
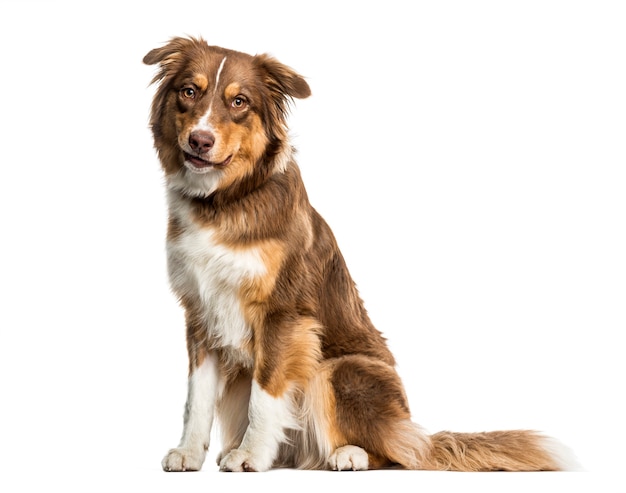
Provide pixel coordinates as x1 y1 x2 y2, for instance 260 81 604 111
189 130 215 153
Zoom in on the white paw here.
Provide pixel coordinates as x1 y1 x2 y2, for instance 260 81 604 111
329 445 369 471
219 448 270 472
162 447 206 472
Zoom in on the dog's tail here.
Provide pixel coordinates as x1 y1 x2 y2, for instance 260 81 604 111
387 424 579 471
424 429 579 471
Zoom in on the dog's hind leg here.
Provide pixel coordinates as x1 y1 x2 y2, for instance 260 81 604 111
295 354 430 470
326 354 431 470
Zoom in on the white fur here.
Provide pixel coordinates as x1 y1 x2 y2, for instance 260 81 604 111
219 380 298 471
540 436 583 471
328 445 369 471
168 167 224 197
273 140 294 174
166 190 263 363
162 354 221 471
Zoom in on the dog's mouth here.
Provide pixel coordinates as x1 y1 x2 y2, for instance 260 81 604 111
184 152 232 172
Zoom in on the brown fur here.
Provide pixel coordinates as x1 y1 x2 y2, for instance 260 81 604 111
144 36 572 472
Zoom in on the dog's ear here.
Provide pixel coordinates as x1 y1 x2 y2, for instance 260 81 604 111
143 36 199 65
253 54 311 141
143 37 203 85
255 54 311 100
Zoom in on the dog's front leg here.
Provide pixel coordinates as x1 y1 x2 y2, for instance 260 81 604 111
162 352 220 471
219 379 296 472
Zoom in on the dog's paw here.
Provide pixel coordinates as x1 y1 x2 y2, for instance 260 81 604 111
162 447 205 472
328 445 369 471
219 448 270 472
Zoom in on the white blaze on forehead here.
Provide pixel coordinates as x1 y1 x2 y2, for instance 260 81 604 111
215 56 227 88
198 56 228 129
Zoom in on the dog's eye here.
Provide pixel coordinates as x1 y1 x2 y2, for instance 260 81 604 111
232 96 248 109
180 86 197 99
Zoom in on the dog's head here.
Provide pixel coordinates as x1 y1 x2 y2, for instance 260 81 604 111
144 37 310 197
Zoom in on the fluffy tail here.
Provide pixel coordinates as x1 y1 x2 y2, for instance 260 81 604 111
420 430 578 471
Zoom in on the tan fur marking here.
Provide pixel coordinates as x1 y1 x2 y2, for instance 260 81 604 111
194 74 209 92
293 360 345 469
317 366 344 450
214 114 269 192
239 239 285 318
224 82 241 100
255 317 322 397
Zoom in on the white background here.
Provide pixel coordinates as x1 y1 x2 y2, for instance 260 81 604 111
0 1 624 492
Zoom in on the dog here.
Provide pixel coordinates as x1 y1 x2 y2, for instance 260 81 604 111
143 36 576 472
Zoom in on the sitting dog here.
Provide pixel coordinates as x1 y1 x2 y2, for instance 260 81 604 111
143 36 575 472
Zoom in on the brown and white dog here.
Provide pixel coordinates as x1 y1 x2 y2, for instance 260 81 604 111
144 37 576 472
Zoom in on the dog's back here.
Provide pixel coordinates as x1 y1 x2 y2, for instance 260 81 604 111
144 37 577 472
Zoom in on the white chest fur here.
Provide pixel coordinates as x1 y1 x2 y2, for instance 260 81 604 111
166 194 265 360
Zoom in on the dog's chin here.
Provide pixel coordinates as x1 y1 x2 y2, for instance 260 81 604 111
168 163 224 198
